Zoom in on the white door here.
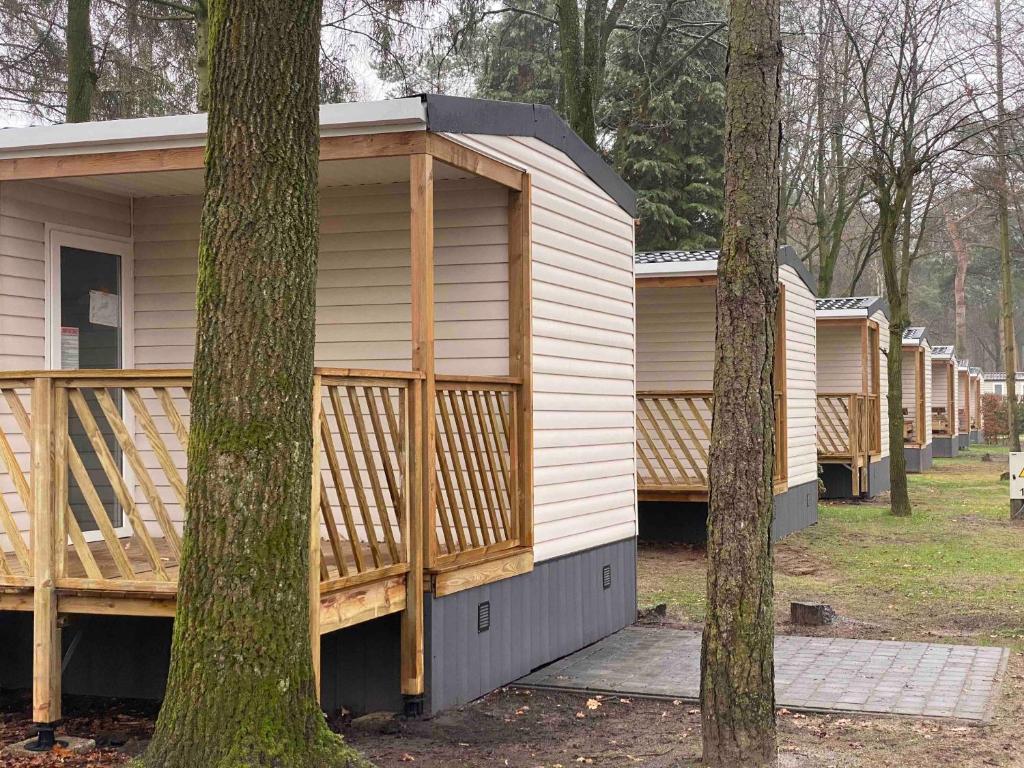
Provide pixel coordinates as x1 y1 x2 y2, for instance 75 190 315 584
47 228 134 539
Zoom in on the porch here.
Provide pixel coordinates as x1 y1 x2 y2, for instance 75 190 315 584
0 123 540 724
636 391 786 501
815 393 881 496
0 364 530 721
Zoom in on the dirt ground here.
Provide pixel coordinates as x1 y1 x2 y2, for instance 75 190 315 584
2 447 1022 766
2 672 1022 768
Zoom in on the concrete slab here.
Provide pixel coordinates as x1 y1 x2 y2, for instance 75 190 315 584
516 626 1009 722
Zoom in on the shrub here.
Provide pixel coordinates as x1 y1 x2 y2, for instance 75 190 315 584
981 393 1024 444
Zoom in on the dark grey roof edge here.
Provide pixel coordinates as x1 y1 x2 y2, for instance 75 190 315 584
865 296 890 320
419 94 637 217
903 326 929 347
777 245 816 296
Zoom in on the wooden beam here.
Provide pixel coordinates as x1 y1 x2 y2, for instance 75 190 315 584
31 377 60 724
432 549 533 598
638 489 709 503
0 131 531 186
426 134 524 191
508 176 533 549
309 374 324 703
0 590 33 611
402 153 433 700
58 594 176 618
319 575 407 634
636 274 718 289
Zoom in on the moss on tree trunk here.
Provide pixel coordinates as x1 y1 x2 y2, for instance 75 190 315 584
699 0 781 761
139 2 370 766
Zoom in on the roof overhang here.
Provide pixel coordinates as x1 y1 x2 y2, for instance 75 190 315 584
0 94 637 216
634 245 817 294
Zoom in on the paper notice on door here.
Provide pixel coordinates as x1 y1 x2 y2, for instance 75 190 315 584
61 327 80 369
88 289 119 327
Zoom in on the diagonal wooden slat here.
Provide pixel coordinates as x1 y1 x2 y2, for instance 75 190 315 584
319 411 365 573
64 504 104 580
0 490 29 573
0 419 32 514
125 388 187 509
329 386 385 569
436 390 484 548
2 387 32 438
655 397 705 486
65 437 135 580
155 387 190 450
365 387 402 525
475 390 511 534
348 387 399 564
460 390 503 540
432 429 462 553
93 389 182 557
67 389 168 581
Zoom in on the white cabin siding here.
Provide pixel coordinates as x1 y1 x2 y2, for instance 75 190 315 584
780 265 817 488
134 178 511 374
872 310 890 459
816 324 862 392
0 180 132 540
923 346 933 444
448 134 636 563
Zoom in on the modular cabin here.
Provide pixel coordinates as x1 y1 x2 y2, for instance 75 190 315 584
0 96 640 726
956 360 974 451
815 297 889 498
969 367 983 443
901 327 932 473
633 247 818 540
930 346 959 457
982 371 1024 396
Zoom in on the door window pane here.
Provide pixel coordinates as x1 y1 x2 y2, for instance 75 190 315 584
60 246 124 532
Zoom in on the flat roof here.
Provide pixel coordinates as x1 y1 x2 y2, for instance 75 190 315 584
634 245 816 294
816 295 889 320
932 345 955 361
0 94 637 216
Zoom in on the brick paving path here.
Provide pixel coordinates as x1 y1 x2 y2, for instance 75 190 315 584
516 627 1008 721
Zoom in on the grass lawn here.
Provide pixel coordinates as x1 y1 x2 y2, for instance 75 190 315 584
639 444 1024 651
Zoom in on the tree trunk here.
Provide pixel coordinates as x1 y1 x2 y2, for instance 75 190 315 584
947 212 969 358
878 186 911 517
556 0 597 148
700 0 781 759
994 0 1019 453
140 2 369 766
65 0 96 123
195 1 210 112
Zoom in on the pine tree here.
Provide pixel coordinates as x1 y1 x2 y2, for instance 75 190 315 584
139 1 370 766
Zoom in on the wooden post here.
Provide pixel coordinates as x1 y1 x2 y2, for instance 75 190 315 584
31 376 61 724
309 374 323 703
849 394 861 496
402 153 433 711
507 175 533 547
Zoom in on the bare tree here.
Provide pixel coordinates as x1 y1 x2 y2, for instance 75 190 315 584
835 0 990 516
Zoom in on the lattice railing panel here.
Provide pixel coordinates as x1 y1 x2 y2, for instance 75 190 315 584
433 380 517 558
0 381 33 579
316 377 408 579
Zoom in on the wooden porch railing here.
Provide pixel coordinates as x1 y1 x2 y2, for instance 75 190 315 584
432 375 522 567
932 407 952 436
635 390 785 493
0 368 419 596
816 393 877 460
